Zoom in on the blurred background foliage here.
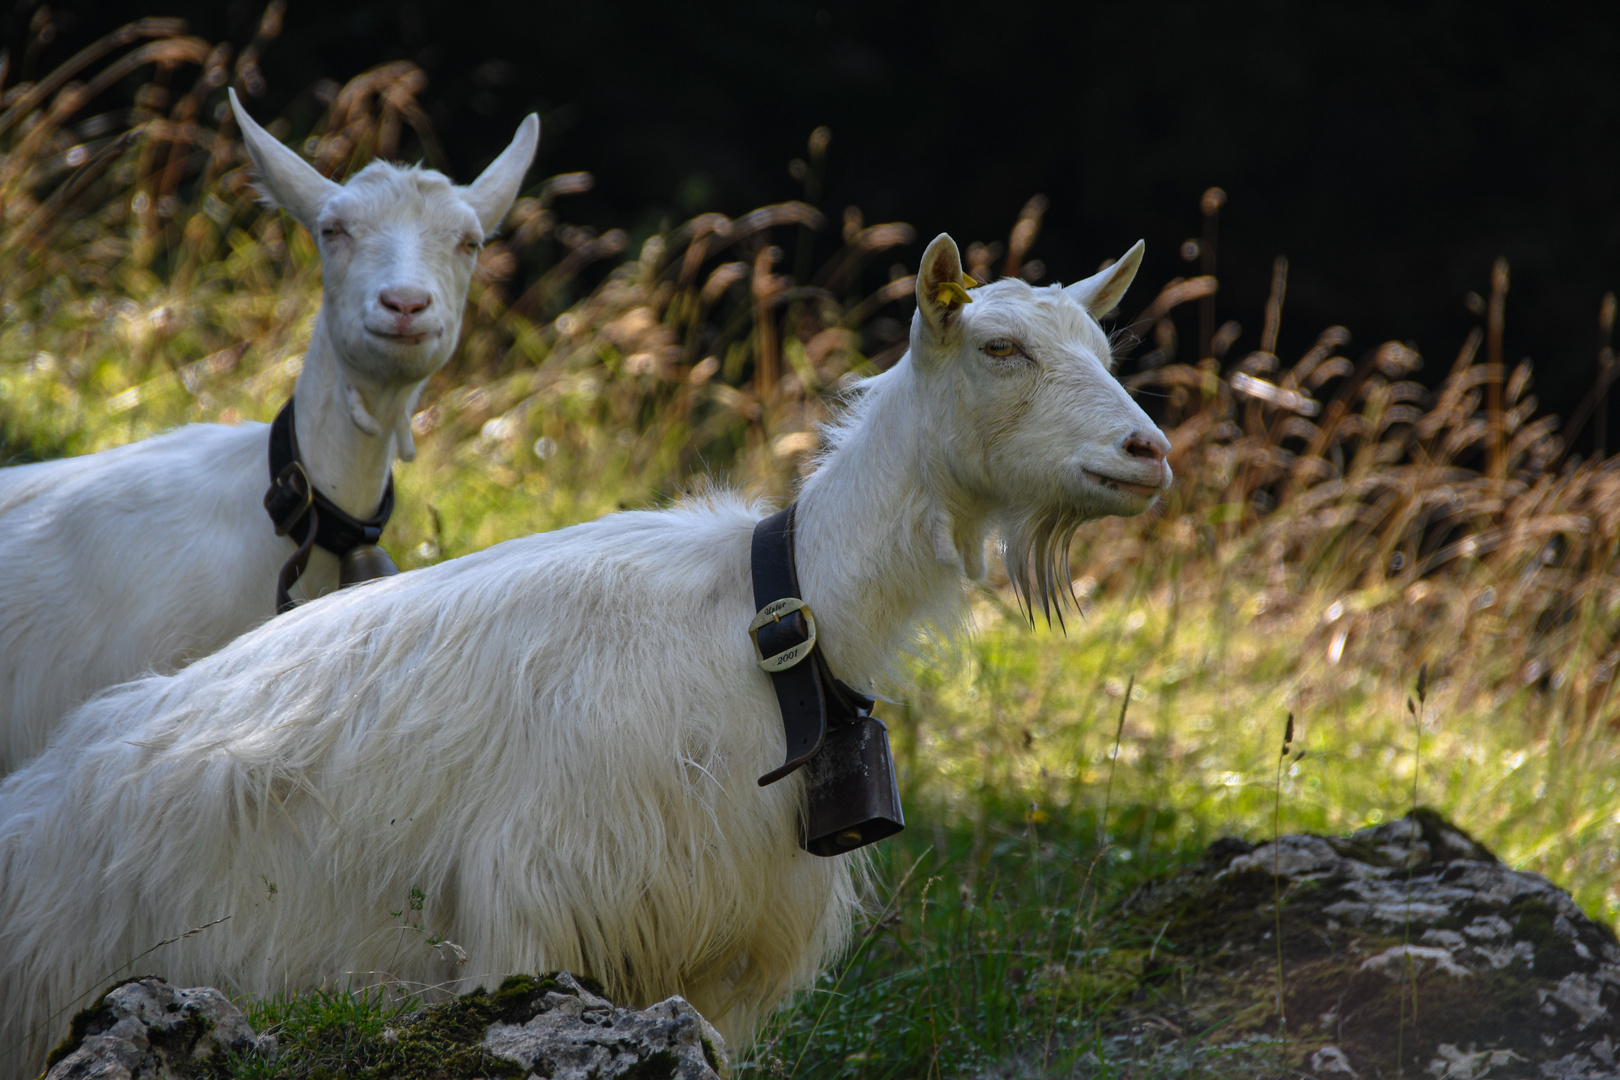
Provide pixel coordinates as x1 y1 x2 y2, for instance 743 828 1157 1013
7 0 1620 445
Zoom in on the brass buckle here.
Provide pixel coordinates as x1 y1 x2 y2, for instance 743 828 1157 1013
266 460 314 536
749 597 817 672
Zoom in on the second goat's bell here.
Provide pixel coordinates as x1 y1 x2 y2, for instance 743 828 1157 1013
801 715 905 856
339 544 400 588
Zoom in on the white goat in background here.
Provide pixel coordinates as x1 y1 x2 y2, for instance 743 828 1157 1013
0 90 537 774
0 233 1170 1074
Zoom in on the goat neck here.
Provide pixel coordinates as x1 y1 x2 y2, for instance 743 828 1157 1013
291 314 416 516
793 372 967 691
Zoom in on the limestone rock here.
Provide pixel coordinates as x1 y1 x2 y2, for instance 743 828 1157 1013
38 972 724 1080
479 972 725 1079
42 977 270 1080
1117 809 1620 1077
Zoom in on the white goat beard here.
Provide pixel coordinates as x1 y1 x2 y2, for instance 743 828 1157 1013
1000 507 1085 626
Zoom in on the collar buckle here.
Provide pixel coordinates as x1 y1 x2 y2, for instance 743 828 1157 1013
264 460 314 536
748 597 817 672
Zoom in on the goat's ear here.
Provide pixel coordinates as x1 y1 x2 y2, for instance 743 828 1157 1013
915 233 971 338
1065 240 1145 318
229 88 340 233
462 114 540 237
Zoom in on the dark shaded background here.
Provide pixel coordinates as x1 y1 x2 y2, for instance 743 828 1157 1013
11 0 1620 444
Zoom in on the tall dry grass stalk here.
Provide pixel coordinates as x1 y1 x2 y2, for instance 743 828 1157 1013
1397 664 1428 1076
1273 711 1293 1033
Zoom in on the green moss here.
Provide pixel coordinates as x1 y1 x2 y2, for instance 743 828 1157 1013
236 973 610 1080
700 1036 721 1074
1508 896 1588 977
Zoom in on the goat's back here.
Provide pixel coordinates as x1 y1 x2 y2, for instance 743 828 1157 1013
0 422 286 772
0 496 856 1073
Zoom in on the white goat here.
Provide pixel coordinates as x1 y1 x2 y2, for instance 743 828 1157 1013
0 91 537 774
0 233 1170 1075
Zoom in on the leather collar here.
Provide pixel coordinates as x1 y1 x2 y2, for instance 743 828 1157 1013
263 398 395 614
751 504 874 786
750 503 905 855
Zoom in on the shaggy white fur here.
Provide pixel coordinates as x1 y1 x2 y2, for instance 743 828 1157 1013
0 92 537 774
0 234 1169 1076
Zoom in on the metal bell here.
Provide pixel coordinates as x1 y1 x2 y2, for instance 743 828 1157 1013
339 544 400 588
801 715 905 857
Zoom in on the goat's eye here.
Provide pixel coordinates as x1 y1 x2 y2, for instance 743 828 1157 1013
983 339 1022 358
319 224 348 241
459 238 482 255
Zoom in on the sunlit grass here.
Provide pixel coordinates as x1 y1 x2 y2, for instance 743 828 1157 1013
899 579 1620 919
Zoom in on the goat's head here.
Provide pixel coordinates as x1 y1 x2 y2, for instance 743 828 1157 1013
229 89 538 387
908 233 1171 613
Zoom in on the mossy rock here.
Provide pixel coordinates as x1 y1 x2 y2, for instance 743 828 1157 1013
1107 809 1620 1077
252 972 724 1080
42 977 265 1080
43 973 723 1080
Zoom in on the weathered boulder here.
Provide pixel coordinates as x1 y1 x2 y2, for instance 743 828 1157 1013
41 977 267 1080
40 972 724 1080
1118 809 1620 1077
477 972 725 1079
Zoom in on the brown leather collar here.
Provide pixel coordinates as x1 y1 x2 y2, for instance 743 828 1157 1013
264 398 396 614
750 503 904 855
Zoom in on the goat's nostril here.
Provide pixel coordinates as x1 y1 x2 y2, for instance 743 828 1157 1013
380 288 431 316
1124 434 1167 462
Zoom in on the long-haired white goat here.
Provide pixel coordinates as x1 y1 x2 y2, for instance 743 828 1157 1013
0 91 537 773
0 233 1170 1075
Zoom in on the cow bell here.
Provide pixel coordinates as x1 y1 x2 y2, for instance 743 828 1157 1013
801 715 905 857
339 544 400 588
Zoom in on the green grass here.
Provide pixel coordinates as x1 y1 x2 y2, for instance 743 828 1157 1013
742 809 1193 1078
6 27 1620 1079
234 986 421 1080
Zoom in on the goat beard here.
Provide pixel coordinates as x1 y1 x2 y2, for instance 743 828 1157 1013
999 507 1086 628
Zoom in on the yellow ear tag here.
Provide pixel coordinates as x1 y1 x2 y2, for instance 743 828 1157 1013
962 274 981 288
934 280 973 308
